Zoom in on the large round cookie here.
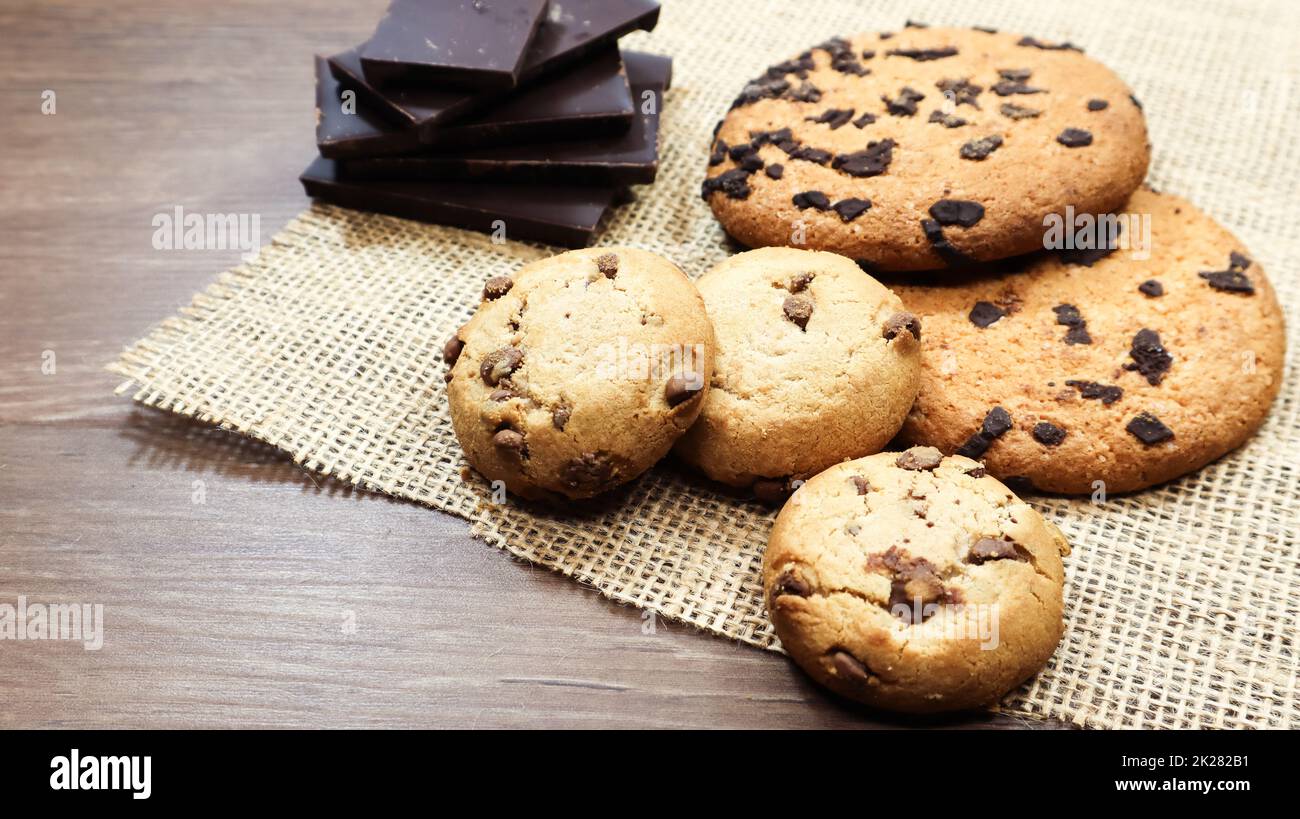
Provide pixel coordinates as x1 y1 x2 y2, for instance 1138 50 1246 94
674 248 922 498
894 189 1286 495
445 247 715 501
702 26 1149 271
764 447 1067 713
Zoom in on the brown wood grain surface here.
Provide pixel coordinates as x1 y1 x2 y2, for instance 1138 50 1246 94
0 0 1061 729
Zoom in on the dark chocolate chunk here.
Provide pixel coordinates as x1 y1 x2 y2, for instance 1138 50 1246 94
787 272 815 292
1230 251 1253 269
665 374 703 407
1057 128 1093 147
867 547 953 622
1000 102 1041 120
929 199 985 227
992 80 1044 96
928 110 968 128
562 452 616 492
489 388 518 402
792 190 831 210
359 0 550 89
832 139 896 177
1087 98 1109 111
702 168 753 201
936 77 983 108
805 107 856 130
956 434 991 459
922 219 974 266
1065 380 1124 405
896 447 943 471
783 295 814 330
1032 422 1067 446
732 76 789 109
968 537 1028 564
595 253 619 278
787 145 833 165
886 46 959 61
1053 303 1092 344
480 347 523 385
830 650 876 684
483 275 514 300
708 146 726 166
785 81 823 103
1126 412 1174 445
750 127 794 146
965 465 987 478
765 163 785 179
443 335 464 366
960 134 1004 160
1058 244 1116 267
968 301 1007 328
493 428 527 454
832 198 872 222
982 407 1014 438
861 49 877 59
738 153 765 172
881 87 926 117
1199 253 1255 293
551 403 571 430
1017 36 1082 52
852 112 877 128
1124 329 1173 385
850 475 873 494
882 311 921 341
1138 279 1164 297
773 569 811 599
728 143 756 161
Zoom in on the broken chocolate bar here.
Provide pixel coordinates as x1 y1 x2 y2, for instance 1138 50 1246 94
299 156 623 248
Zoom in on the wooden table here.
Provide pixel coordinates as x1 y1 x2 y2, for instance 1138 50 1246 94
0 0 1055 729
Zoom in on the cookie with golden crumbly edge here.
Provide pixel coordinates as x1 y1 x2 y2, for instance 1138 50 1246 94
703 26 1149 271
893 188 1286 495
445 247 715 501
763 447 1068 713
673 248 921 499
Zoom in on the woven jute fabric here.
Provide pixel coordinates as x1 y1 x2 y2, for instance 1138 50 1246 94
111 0 1299 728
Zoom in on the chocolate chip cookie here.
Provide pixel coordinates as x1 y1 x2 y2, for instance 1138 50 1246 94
703 27 1149 271
673 248 921 499
894 188 1286 494
445 247 715 500
764 447 1068 713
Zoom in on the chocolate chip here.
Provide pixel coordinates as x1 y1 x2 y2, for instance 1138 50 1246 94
773 568 811 599
806 107 856 130
489 388 516 401
750 127 793 146
785 81 822 103
1124 329 1172 386
886 46 959 61
883 311 921 341
1057 128 1093 147
922 219 974 266
442 335 464 366
1138 279 1164 297
752 478 792 504
701 168 753 201
852 112 877 128
982 406 1013 438
968 301 1006 328
1199 253 1255 294
850 475 872 494
562 452 616 492
595 253 619 278
493 428 526 454
968 537 1028 564
552 403 571 430
956 434 991 458
708 143 726 166
765 163 785 179
992 80 1044 96
1126 412 1174 445
832 197 872 222
482 276 514 300
881 87 925 117
787 144 833 165
830 650 876 685
868 548 953 622
974 25 999 34
896 446 943 471
936 77 983 108
861 49 876 59
792 190 831 211
731 77 790 109
1053 303 1092 344
1087 98 1109 111
960 134 1003 160
832 139 895 178
1032 422 1067 446
928 110 968 128
965 465 987 478
929 199 984 227
479 347 522 385
665 374 704 407
1000 102 1041 120
739 153 765 172
1018 36 1082 52
1058 244 1116 267
1065 380 1123 405
1230 251 1252 269
783 295 813 330
728 143 756 161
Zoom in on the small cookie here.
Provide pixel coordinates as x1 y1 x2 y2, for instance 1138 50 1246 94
894 189 1286 494
764 447 1067 713
703 27 1149 271
674 248 921 497
446 248 715 500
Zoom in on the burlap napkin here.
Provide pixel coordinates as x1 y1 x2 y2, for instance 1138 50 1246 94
111 0 1299 728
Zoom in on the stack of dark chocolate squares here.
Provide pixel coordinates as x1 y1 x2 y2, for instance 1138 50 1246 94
302 0 667 247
